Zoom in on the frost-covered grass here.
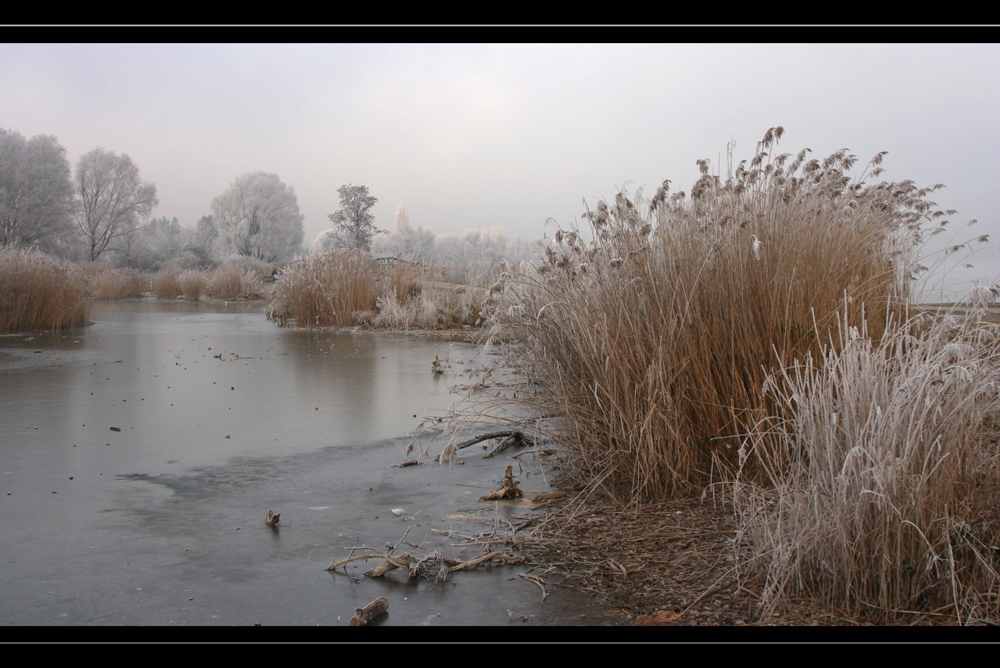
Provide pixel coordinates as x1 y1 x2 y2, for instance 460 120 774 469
734 305 1000 621
370 260 486 329
0 246 89 333
273 251 487 331
472 127 1000 620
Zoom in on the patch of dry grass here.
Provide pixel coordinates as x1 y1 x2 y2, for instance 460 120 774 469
178 270 206 301
470 127 1000 622
80 264 147 300
152 270 182 299
0 246 89 334
207 261 263 299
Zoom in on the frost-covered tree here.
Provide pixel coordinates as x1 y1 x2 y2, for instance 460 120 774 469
0 129 75 251
182 214 218 266
311 228 337 254
327 184 379 252
192 214 218 252
395 201 410 231
212 172 304 263
74 147 158 262
371 224 435 258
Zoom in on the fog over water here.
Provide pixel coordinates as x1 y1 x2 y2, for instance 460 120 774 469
3 41 997 296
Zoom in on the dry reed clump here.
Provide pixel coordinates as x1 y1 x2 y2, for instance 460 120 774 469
178 270 206 302
273 249 377 327
387 260 429 305
152 270 182 299
733 303 1000 622
80 264 147 300
374 260 439 329
370 260 486 330
373 292 439 329
207 261 264 299
0 246 90 334
442 284 487 327
480 127 951 503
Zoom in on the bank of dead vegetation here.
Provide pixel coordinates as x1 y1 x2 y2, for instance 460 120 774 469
269 250 486 331
458 128 1000 624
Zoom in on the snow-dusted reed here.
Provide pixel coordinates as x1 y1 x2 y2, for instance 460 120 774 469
0 246 89 333
372 292 439 330
734 304 1000 621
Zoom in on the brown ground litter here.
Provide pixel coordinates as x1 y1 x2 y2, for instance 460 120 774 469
518 494 979 626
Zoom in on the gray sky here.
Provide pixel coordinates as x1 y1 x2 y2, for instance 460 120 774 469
2 41 998 296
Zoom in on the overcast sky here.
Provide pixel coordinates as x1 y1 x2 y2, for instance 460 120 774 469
2 41 997 296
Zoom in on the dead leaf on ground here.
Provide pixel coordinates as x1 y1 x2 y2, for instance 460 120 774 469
634 610 683 625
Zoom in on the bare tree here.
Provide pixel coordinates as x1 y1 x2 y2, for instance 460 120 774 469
74 147 158 262
212 172 304 263
327 184 379 252
0 129 75 251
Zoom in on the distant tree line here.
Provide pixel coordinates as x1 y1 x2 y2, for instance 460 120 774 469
1 127 306 269
3 125 537 278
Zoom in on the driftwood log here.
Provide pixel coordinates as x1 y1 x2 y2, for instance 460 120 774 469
479 465 523 501
453 430 535 454
348 597 389 626
364 552 413 578
433 429 540 465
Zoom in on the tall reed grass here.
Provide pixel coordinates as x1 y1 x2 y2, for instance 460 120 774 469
178 270 205 301
0 246 90 334
273 249 377 327
480 128 950 502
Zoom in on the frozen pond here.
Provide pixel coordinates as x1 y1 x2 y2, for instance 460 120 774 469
0 300 614 628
